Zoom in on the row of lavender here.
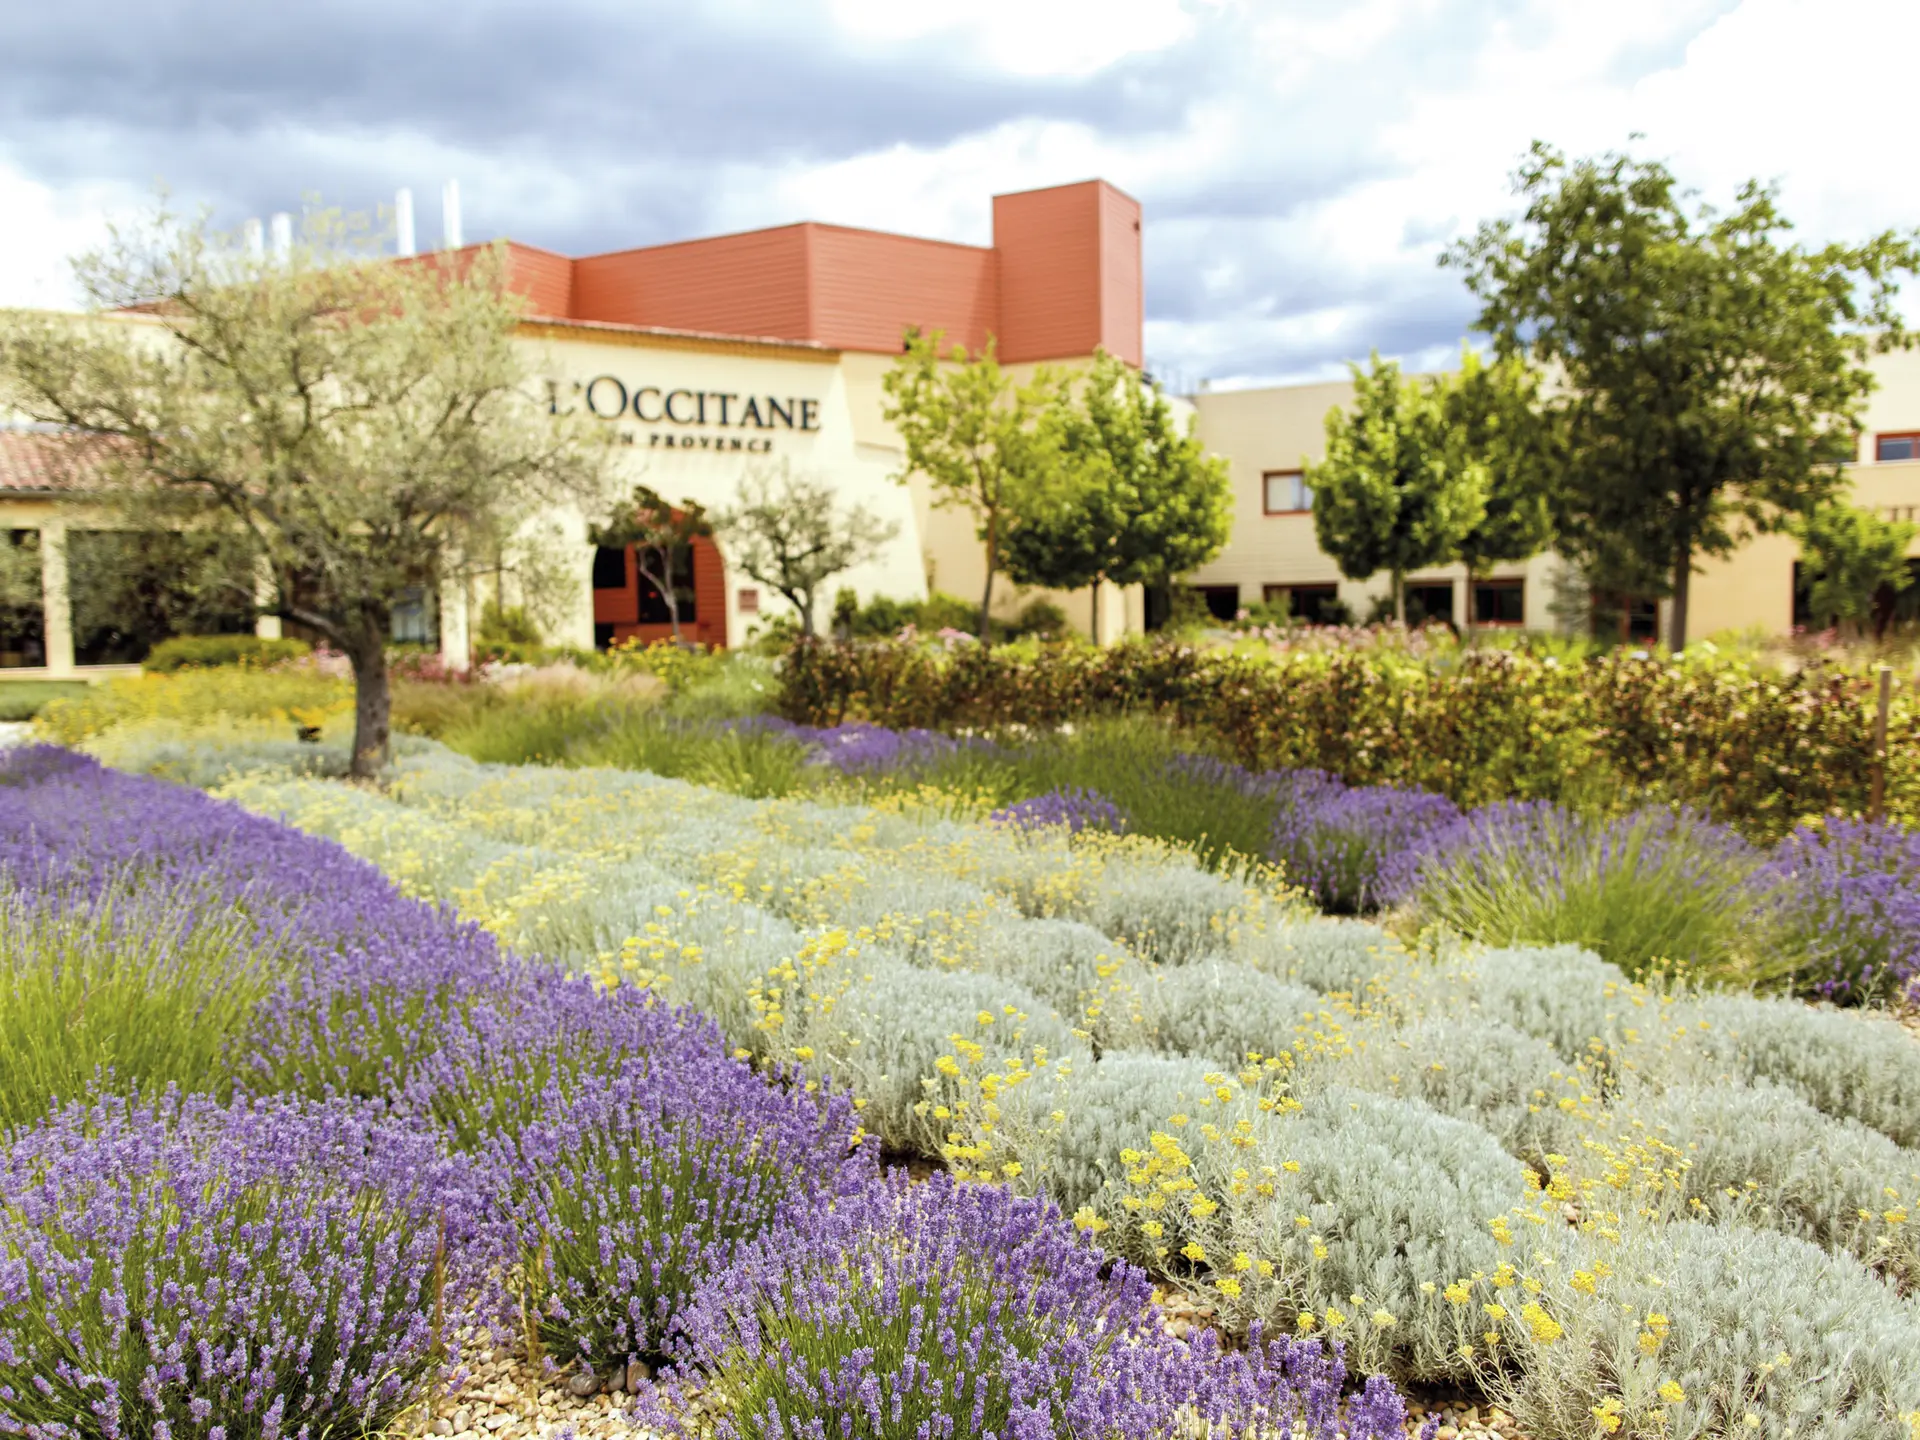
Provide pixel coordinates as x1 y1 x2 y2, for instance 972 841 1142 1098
729 718 1920 1005
0 747 1418 1440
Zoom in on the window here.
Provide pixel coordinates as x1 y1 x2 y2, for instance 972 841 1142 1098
592 545 630 590
1195 585 1241 622
390 587 437 647
1473 579 1525 626
0 530 45 669
1266 583 1344 625
1405 582 1454 627
737 587 760 615
1263 469 1312 513
1876 432 1920 462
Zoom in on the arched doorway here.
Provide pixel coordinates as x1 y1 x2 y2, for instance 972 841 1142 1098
591 530 729 649
587 529 729 652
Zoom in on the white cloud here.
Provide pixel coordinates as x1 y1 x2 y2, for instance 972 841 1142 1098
5 0 1916 382
826 0 1197 77
0 161 143 309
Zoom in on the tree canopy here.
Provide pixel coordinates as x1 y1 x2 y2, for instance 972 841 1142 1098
880 328 1061 644
1307 353 1487 622
0 206 610 774
1793 500 1916 635
1446 142 1920 648
712 460 898 637
1441 346 1558 592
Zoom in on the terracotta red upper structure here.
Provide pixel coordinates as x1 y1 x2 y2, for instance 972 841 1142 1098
493 179 1142 366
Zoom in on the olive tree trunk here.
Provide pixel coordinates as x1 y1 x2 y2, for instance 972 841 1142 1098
345 613 393 779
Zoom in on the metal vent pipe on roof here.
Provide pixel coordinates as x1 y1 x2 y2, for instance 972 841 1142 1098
395 188 416 257
441 179 462 250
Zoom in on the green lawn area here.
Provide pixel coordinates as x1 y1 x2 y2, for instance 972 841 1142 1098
0 680 92 722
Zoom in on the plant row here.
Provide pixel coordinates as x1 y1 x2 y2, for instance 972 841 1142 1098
775 636 1920 837
118 725 1920 1440
0 746 1416 1440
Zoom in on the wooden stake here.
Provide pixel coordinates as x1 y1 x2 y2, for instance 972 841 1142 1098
1869 664 1892 824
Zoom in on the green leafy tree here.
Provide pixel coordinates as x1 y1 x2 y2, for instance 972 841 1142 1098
1001 351 1231 639
590 484 712 643
1447 142 1920 649
1307 353 1487 622
0 530 42 645
713 460 899 637
1440 347 1558 624
1793 500 1916 635
880 327 1061 644
0 206 610 776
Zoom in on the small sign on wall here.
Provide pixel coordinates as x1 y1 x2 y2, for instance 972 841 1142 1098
738 587 759 614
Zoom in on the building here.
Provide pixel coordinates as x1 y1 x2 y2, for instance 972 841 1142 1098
1185 349 1920 642
5 177 1920 680
0 179 1145 677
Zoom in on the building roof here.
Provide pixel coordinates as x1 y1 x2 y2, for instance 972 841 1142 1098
481 178 1144 366
0 428 116 496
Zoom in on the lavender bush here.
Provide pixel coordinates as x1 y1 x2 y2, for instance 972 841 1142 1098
493 1061 868 1370
0 1090 499 1440
990 787 1130 835
645 1170 1422 1440
1759 819 1920 1004
1268 779 1462 914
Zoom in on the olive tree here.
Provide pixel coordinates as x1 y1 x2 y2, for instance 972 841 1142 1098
712 460 898 637
0 206 610 775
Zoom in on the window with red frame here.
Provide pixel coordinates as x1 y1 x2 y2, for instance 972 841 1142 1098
1875 432 1920 462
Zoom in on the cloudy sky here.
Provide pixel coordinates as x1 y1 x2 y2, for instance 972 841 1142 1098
2 0 1912 386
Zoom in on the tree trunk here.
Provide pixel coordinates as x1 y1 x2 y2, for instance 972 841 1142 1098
795 588 815 638
1670 541 1693 652
1090 579 1102 645
1392 570 1406 625
979 516 997 647
346 621 392 780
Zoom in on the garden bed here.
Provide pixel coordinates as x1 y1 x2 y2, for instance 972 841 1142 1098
13 718 1917 1439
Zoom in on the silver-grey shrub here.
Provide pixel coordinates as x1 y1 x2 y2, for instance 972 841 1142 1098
1142 961 1324 1067
802 963 1086 1155
1608 1081 1920 1282
1495 1219 1920 1439
1240 918 1401 995
1672 994 1920 1149
968 914 1153 1050
1213 1087 1535 1383
1305 1013 1584 1163
1005 1050 1238 1214
1467 944 1636 1066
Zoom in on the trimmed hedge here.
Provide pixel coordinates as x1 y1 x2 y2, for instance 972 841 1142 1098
777 637 1918 838
143 633 311 673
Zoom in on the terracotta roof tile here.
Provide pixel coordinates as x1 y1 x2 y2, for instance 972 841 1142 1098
0 429 115 495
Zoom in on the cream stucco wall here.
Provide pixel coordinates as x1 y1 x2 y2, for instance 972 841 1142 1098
1186 377 1560 627
1190 350 1920 641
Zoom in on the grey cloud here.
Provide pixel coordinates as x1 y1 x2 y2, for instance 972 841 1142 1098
0 0 1734 377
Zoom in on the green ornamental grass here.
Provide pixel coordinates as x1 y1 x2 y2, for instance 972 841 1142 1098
0 877 283 1126
1401 804 1770 982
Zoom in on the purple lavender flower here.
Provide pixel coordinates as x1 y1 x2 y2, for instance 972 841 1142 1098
1759 819 1920 1005
1269 778 1463 914
642 1171 1416 1440
0 1089 504 1439
991 787 1131 835
491 1063 870 1369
